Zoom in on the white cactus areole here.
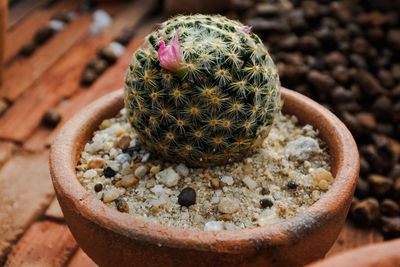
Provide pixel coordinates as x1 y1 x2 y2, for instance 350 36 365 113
124 14 281 167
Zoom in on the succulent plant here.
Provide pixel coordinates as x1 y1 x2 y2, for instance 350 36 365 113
124 14 281 167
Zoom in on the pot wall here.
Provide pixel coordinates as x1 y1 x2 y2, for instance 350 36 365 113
50 88 359 267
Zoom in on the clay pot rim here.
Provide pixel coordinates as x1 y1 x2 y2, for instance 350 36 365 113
50 88 359 254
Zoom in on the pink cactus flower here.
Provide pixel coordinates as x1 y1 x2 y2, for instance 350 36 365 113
157 31 183 72
242 25 251 34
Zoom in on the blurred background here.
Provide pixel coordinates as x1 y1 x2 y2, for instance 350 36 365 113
0 0 399 265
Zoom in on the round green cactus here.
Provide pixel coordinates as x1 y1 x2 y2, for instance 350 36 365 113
124 14 281 167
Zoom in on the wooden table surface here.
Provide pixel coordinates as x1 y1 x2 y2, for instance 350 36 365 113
0 0 384 266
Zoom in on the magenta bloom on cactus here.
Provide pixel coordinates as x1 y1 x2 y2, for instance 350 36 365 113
242 25 251 34
157 31 183 71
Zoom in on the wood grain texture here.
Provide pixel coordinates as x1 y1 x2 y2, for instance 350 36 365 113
0 151 54 263
4 221 78 267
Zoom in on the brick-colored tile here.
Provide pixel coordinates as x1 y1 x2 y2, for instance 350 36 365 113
1 0 158 144
0 14 92 102
44 197 64 221
327 221 383 257
67 248 98 267
5 0 79 64
4 221 78 267
0 151 54 263
0 142 17 168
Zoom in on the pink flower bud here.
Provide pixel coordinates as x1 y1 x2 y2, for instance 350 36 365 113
242 25 251 34
157 31 183 72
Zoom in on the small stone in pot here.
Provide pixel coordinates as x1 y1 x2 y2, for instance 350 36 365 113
260 198 273 209
178 187 196 207
287 180 298 190
115 198 129 213
94 183 103 192
103 167 117 178
218 197 240 214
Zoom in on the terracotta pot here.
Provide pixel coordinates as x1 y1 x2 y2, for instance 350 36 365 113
164 0 230 15
308 238 400 267
50 88 359 267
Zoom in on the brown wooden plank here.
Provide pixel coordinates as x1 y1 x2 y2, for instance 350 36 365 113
5 0 80 65
44 197 64 221
326 221 384 257
4 221 78 267
0 151 55 263
7 0 49 30
0 14 92 102
67 248 97 267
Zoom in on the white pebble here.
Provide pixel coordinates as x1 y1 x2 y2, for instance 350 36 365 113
211 196 219 203
242 176 258 190
150 184 164 194
48 20 65 32
141 153 151 162
115 153 131 163
135 165 149 178
285 136 322 162
218 197 240 214
108 41 125 57
176 163 189 177
156 167 181 187
221 175 234 185
204 221 224 231
83 169 97 178
103 188 121 203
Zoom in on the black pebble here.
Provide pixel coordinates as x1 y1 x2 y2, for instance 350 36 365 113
94 183 103 192
178 187 196 207
103 167 117 178
287 180 298 189
122 146 140 156
260 198 274 208
261 187 270 195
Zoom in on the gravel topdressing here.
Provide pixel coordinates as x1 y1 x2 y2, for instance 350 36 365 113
76 109 332 231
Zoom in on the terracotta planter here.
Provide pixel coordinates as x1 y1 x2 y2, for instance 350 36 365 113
50 88 359 267
308 238 400 267
164 0 230 15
